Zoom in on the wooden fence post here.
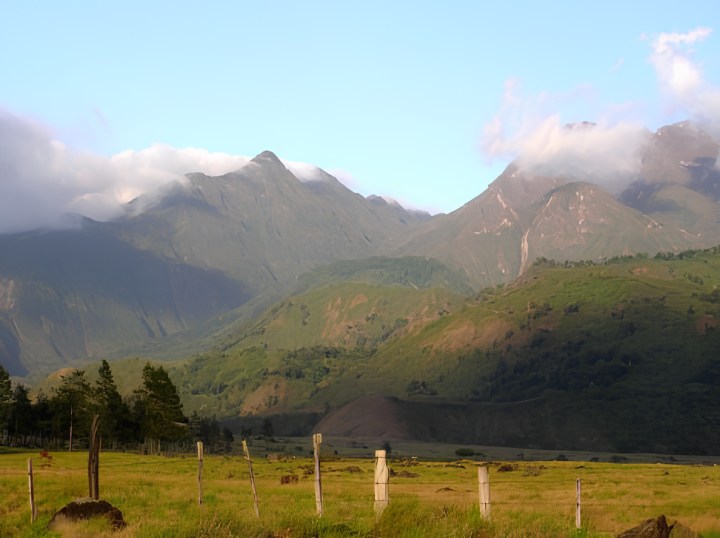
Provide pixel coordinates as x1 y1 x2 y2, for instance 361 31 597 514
313 433 323 516
242 439 260 518
197 441 204 506
27 458 36 523
478 465 491 519
576 478 582 529
69 405 73 452
88 414 100 500
374 449 389 516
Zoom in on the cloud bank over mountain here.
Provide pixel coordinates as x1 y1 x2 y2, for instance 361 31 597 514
279 159 328 182
0 110 248 233
480 79 649 192
2 27 719 233
481 89 649 192
649 27 720 135
480 27 719 190
0 107 352 233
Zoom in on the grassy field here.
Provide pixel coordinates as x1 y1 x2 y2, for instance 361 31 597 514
1 443 719 538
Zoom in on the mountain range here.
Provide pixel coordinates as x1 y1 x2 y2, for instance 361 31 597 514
2 120 720 453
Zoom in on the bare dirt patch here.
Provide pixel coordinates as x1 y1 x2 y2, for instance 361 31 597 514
313 394 410 439
696 314 720 334
349 294 369 308
239 378 288 415
432 318 512 352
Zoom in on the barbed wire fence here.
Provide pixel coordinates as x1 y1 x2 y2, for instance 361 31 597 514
16 435 720 535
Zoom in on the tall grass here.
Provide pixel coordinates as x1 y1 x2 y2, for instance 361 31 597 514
1 448 718 537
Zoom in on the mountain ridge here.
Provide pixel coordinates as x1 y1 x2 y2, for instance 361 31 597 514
3 120 720 380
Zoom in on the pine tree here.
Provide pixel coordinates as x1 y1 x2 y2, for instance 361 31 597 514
0 363 10 404
136 363 186 448
94 360 131 446
50 370 92 450
0 364 11 440
7 384 33 445
33 391 53 447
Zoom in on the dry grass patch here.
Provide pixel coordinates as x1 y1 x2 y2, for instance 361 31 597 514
0 450 718 537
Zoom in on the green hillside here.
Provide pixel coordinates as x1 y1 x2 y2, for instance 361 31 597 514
160 247 720 454
170 278 466 417
351 251 719 397
29 256 468 412
0 152 434 377
31 247 720 454
292 255 473 296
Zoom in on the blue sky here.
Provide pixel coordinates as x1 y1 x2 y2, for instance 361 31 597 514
1 1 719 231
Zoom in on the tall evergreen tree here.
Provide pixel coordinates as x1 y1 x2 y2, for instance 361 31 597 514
32 391 53 447
0 364 11 441
94 359 131 445
136 363 186 448
50 369 93 450
7 384 33 445
0 363 10 405
189 412 225 452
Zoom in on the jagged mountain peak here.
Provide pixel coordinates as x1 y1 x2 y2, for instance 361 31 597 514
220 149 300 187
475 163 565 212
6 118 720 379
251 149 283 164
248 152 335 186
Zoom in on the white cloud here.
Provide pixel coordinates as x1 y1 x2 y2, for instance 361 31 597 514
649 27 720 133
650 27 710 95
279 159 324 182
0 109 252 233
0 109 369 233
479 27 720 192
480 82 649 192
516 119 648 189
110 145 250 202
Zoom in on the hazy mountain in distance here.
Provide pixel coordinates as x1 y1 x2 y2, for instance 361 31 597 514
618 121 720 245
4 121 720 378
391 165 566 288
111 150 429 294
0 151 431 375
0 223 249 376
394 121 720 288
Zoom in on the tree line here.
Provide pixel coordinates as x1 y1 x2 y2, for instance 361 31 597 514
0 360 232 453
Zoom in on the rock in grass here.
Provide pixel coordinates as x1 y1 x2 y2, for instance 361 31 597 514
49 498 126 531
616 515 674 538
